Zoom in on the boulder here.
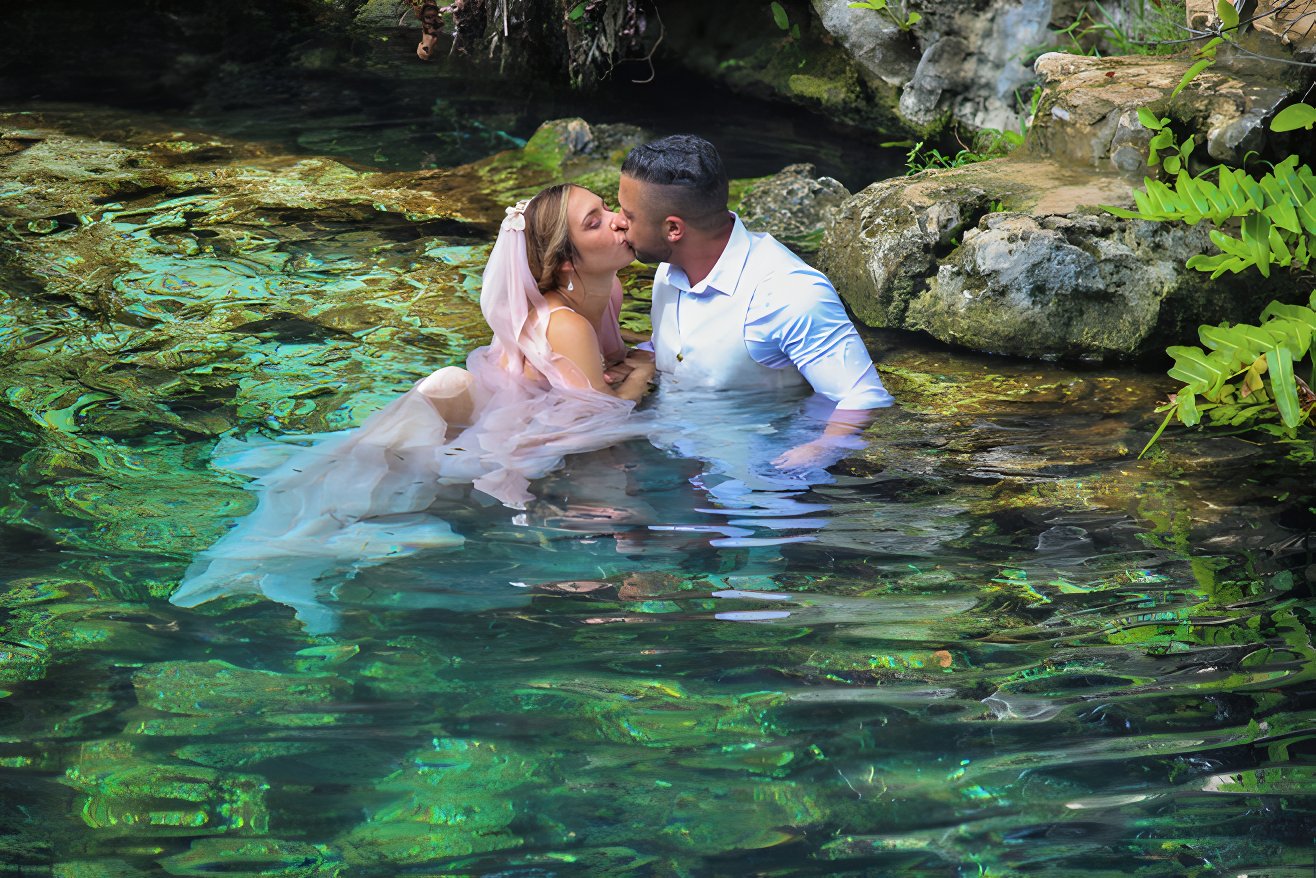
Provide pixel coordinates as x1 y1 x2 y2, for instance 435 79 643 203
1029 52 1303 178
812 0 1056 135
737 163 851 253
817 155 1312 361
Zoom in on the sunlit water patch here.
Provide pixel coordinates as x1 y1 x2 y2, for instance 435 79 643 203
0 109 1312 877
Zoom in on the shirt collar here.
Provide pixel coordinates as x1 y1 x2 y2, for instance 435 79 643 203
663 213 751 297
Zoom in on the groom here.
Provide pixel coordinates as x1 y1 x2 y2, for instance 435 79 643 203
611 134 894 470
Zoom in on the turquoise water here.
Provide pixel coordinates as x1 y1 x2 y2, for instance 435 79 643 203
1 102 1314 876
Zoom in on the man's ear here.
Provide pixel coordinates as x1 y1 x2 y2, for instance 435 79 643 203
663 216 685 243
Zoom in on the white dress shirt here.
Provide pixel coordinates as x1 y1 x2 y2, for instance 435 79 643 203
652 215 894 410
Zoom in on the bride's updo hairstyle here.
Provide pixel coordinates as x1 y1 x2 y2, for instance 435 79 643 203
523 183 580 295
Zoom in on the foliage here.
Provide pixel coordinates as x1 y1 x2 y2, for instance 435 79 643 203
894 139 998 174
888 88 1036 175
1169 0 1235 97
769 1 802 40
1022 0 1189 61
1136 107 1195 176
1105 152 1316 280
1140 292 1316 454
1272 102 1316 132
1120 103 1316 455
847 0 920 32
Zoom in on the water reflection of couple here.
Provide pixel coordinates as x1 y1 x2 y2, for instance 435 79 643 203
172 135 893 628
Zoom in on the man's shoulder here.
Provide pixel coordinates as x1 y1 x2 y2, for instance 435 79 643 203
743 233 836 298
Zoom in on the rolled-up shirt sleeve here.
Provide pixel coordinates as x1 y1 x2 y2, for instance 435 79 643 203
746 274 895 410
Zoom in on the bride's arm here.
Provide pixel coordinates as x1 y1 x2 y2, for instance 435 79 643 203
546 310 655 402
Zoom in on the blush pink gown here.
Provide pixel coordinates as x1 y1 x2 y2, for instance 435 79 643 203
172 214 648 631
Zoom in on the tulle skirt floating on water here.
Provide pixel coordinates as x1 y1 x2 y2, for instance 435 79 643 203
172 364 652 633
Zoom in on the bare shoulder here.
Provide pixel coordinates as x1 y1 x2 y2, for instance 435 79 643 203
544 308 601 357
545 307 597 338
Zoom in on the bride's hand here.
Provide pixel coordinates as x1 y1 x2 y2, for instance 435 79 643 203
605 352 656 385
603 362 633 385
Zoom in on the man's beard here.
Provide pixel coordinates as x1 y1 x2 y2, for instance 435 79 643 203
628 242 670 264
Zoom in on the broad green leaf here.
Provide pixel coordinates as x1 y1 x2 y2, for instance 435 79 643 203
906 11 922 25
1180 171 1211 220
1196 176 1230 218
1261 302 1316 355
1239 173 1267 211
1127 186 1151 217
1260 176 1301 232
770 1 789 30
1219 167 1251 212
1178 391 1201 426
1186 252 1243 278
1164 154 1182 175
1208 229 1252 259
1102 204 1143 219
1270 226 1294 268
1199 322 1259 362
1227 403 1272 426
1268 346 1302 427
1149 130 1174 151
1167 345 1230 394
1137 107 1164 131
1294 196 1316 236
569 2 586 20
1234 323 1289 351
1243 211 1273 277
1217 0 1239 31
1271 103 1316 132
1147 179 1178 216
1173 58 1213 97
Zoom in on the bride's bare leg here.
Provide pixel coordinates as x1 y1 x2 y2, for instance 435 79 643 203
416 367 476 428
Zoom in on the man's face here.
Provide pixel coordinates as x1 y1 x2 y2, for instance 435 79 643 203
615 175 672 265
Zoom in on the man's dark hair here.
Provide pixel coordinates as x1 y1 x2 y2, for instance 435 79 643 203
621 134 729 229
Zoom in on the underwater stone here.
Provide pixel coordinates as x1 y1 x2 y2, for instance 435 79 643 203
158 837 340 877
133 660 351 717
62 740 270 837
335 738 524 866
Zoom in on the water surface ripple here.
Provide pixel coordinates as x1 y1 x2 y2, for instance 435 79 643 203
0 106 1312 877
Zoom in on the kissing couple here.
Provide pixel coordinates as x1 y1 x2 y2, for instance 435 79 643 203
171 134 894 627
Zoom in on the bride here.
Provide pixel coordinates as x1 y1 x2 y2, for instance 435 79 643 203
171 184 656 631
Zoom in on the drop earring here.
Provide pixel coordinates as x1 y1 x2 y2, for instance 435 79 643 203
567 278 574 291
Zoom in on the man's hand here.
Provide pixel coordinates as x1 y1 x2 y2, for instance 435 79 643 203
604 350 656 386
772 439 846 473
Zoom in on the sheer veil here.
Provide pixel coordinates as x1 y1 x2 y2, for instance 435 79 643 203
171 199 651 632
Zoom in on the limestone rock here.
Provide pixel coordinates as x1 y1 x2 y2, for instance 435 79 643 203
810 0 920 89
813 0 1054 135
1031 52 1301 175
818 156 1312 361
738 163 851 253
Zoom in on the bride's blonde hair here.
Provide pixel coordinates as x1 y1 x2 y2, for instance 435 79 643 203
524 184 580 295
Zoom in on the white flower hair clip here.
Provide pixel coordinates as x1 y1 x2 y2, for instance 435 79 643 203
502 199 530 232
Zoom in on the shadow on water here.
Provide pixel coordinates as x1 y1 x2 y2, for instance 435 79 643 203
0 100 1313 876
